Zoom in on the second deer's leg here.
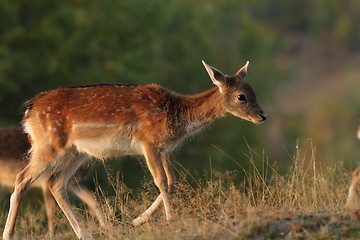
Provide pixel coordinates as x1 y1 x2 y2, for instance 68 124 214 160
132 147 174 226
42 183 58 237
69 184 106 227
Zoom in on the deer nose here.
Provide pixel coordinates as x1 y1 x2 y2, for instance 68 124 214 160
258 111 267 122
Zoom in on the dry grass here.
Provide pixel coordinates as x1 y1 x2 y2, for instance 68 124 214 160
1 143 360 239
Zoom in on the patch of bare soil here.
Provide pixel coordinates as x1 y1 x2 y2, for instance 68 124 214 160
240 213 360 239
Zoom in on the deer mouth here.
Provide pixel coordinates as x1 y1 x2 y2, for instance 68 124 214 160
251 119 264 124
249 112 267 124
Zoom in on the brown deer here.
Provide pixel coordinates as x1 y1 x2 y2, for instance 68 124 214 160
345 121 360 212
0 127 105 237
3 60 266 240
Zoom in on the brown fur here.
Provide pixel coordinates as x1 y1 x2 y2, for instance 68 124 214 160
3 61 266 240
23 84 226 153
0 127 30 165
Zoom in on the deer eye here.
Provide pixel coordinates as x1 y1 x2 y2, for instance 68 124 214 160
237 94 247 102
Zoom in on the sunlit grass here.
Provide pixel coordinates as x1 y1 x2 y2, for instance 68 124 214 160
1 143 359 239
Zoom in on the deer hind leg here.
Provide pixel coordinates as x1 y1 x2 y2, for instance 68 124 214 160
3 147 54 240
47 152 94 240
69 182 106 227
132 147 174 226
42 183 57 238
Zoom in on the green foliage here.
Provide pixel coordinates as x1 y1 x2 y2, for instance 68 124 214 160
0 0 280 121
1 0 359 185
304 82 360 164
0 0 282 181
258 0 360 49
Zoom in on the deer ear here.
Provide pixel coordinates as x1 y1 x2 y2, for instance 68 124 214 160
235 61 249 79
202 60 226 87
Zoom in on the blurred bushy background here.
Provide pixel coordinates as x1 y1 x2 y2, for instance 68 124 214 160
1 0 360 189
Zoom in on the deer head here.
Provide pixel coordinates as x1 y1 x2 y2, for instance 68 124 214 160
202 60 266 124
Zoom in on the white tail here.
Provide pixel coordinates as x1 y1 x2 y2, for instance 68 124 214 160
3 61 266 239
0 127 105 237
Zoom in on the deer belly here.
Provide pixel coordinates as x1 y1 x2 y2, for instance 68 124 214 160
74 137 142 159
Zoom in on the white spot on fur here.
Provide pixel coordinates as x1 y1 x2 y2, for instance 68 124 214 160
55 120 62 127
23 121 35 139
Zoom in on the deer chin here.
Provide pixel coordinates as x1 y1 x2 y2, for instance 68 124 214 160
245 116 265 124
237 115 262 124
231 113 260 124
251 118 264 124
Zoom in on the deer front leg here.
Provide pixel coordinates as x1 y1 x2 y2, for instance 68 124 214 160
132 153 176 226
161 153 176 192
132 194 163 227
132 145 174 226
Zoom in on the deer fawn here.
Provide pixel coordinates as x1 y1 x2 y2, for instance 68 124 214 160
3 60 266 240
0 127 105 237
345 121 360 211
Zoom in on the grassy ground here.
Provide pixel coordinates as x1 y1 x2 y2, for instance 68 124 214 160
1 144 360 240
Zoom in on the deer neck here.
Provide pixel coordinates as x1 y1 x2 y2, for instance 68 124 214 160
181 86 228 133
